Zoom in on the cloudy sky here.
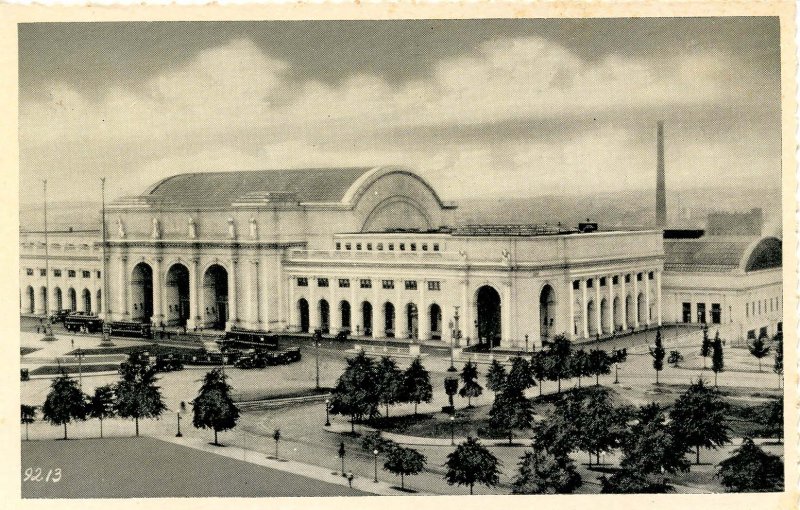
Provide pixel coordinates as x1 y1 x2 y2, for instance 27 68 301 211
18 18 781 205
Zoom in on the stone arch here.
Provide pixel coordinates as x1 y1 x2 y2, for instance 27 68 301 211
165 263 190 327
476 285 501 347
68 287 78 312
340 300 351 331
637 292 646 325
384 302 395 338
613 296 622 331
298 298 310 333
361 196 432 233
203 264 228 329
539 284 556 340
318 299 330 334
587 299 597 337
406 302 419 339
24 285 34 314
131 262 153 322
362 301 373 337
39 286 48 314
600 297 609 334
82 288 92 314
429 303 442 340
625 294 634 328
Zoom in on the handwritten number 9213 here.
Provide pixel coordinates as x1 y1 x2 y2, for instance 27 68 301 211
23 468 61 483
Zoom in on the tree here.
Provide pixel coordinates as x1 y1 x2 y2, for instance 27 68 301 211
375 356 403 417
700 325 711 369
755 399 783 444
620 403 690 479
444 374 459 410
711 332 724 387
667 350 684 368
489 385 534 445
576 387 630 466
401 357 433 415
649 328 665 384
570 349 591 388
748 333 771 372
337 441 346 474
87 384 115 438
191 368 240 446
717 438 783 492
485 359 507 396
600 469 672 494
329 350 379 432
511 448 582 494
546 334 572 393
534 390 582 458
506 356 535 392
114 353 167 436
272 429 281 459
587 349 612 386
361 430 397 454
444 437 500 495
21 404 37 441
383 445 426 490
669 378 731 464
530 351 550 396
458 361 483 407
773 331 783 388
42 372 87 439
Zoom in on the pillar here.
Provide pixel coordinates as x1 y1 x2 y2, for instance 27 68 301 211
350 284 361 335
227 258 238 329
568 279 575 340
581 279 589 339
118 255 129 319
188 258 200 330
460 280 469 346
330 287 341 334
249 259 260 329
419 283 431 341
656 269 662 326
607 274 614 334
595 278 602 336
502 282 512 348
309 276 319 330
633 274 640 328
152 256 163 325
645 271 651 326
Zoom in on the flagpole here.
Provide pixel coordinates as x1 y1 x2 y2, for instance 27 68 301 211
100 177 114 346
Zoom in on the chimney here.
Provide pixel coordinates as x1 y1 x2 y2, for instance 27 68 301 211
656 121 666 228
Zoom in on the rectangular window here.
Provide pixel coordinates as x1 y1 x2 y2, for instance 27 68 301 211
433 244 440 252
422 244 428 251
367 243 372 251
356 243 362 251
317 278 329 288
405 280 417 290
82 270 91 278
682 302 691 323
599 277 606 287
40 269 46 277
297 277 308 287
26 268 33 276
711 303 721 324
377 243 383 251
587 279 593 288
388 244 394 251
648 271 654 280
428 281 441 291
625 274 631 283
360 279 372 289
410 243 416 251
382 280 394 290
68 270 76 278
612 275 619 285
97 271 101 278
697 303 706 324
345 243 352 250
53 269 61 277
336 242 341 250
637 273 643 282
338 279 350 288
572 280 580 290
399 243 405 251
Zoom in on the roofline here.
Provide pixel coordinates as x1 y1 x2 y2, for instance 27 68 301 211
341 165 454 210
739 235 782 272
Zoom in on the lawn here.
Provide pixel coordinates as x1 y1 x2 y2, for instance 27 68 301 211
21 436 368 498
30 364 121 376
21 347 41 356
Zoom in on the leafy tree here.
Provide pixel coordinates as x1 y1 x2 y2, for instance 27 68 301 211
621 403 690 478
773 331 783 387
361 430 397 454
576 387 630 466
42 372 88 439
711 332 724 387
511 448 582 494
383 445 426 490
444 437 500 495
330 350 379 432
114 353 167 436
667 350 684 368
273 428 281 459
444 374 459 410
748 333 771 372
458 361 483 407
755 399 783 444
21 404 37 441
610 348 628 364
700 325 711 369
485 359 507 396
506 356 535 392
401 357 433 415
600 469 672 494
587 348 612 386
529 351 550 396
546 334 572 393
717 438 783 492
88 384 116 438
669 378 731 464
489 385 534 445
649 328 665 384
534 390 582 458
191 368 240 445
570 349 591 388
375 356 403 417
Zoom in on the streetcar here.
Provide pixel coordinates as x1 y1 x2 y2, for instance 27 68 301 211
108 320 153 339
63 313 104 333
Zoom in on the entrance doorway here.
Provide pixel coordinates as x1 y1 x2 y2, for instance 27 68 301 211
131 262 153 323
203 264 228 329
476 286 501 347
540 285 555 340
166 263 190 327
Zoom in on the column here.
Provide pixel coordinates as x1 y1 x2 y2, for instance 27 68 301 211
501 282 512 348
330 285 341 334
373 283 383 338
568 279 575 340
188 258 200 329
608 275 614 334
350 284 360 336
460 280 469 346
645 271 651 326
118 255 129 319
633 274 640 328
656 269 663 326
309 277 319 330
152 256 163 325
259 258 270 330
419 282 430 341
288 276 296 332
621 274 627 330
581 279 589 339
249 259 260 329
227 258 238 329
595 277 602 336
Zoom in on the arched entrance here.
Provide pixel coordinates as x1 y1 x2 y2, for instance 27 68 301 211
82 288 92 314
96 290 101 315
587 300 597 337
362 302 373 336
429 303 442 340
55 287 63 311
203 264 228 329
476 286 501 347
298 298 310 333
25 285 34 313
613 296 622 331
600 297 609 334
625 295 634 328
318 299 330 334
406 303 418 339
68 288 77 312
40 286 48 314
637 292 646 325
540 285 555 340
384 302 395 338
166 263 190 327
340 301 351 331
131 262 153 322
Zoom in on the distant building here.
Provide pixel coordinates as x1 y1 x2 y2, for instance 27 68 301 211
706 208 763 236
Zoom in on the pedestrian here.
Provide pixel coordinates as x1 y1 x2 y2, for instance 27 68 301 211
36 326 40 334
71 339 74 349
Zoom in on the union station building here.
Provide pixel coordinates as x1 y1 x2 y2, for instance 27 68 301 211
19 166 782 348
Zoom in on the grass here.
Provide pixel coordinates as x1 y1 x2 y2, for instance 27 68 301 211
64 344 200 356
233 386 332 402
21 347 41 356
30 364 121 376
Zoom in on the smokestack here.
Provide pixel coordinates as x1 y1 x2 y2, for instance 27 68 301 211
656 121 666 228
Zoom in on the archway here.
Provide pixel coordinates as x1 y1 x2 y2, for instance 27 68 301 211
55 287 63 311
625 295 634 328
613 296 622 331
600 297 609 334
96 290 101 315
68 288 77 312
429 303 442 340
25 285 34 314
540 285 555 340
166 263 190 327
476 286 501 347
384 302 395 338
340 301 351 331
40 286 48 314
298 298 310 333
637 292 646 325
318 299 330 334
587 300 597 337
406 303 418 339
131 262 153 322
203 264 228 329
82 288 92 314
362 302 373 337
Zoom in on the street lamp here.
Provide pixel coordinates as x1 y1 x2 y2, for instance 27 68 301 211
73 348 85 390
524 334 529 353
325 399 331 426
373 449 379 482
614 363 619 384
450 415 455 446
176 410 183 437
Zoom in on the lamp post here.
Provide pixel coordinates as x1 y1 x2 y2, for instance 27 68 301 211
524 334 529 353
614 362 619 384
450 415 455 446
73 348 84 390
176 411 183 437
324 399 331 426
373 449 379 482
314 329 321 390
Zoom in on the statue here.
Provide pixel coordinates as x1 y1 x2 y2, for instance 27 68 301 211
188 217 197 239
227 217 236 240
151 217 161 239
116 217 126 238
249 217 258 239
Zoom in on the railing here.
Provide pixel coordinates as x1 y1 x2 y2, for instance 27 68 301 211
287 249 460 264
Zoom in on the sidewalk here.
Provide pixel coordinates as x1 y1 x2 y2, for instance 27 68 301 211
324 421 528 447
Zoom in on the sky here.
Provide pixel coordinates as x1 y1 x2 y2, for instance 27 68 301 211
18 18 782 205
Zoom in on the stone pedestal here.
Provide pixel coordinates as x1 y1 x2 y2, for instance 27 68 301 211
409 344 421 356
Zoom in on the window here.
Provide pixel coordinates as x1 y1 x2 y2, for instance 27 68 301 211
96 271 101 278
428 281 441 291
82 270 91 278
382 280 394 290
600 277 606 287
25 268 33 276
356 243 362 251
433 244 440 252
697 303 706 324
297 277 309 287
682 302 691 323
572 280 580 290
612 275 619 285
367 243 372 251
711 303 721 324
336 242 341 250
317 278 329 288
422 244 428 251
636 273 643 282
410 243 416 251
587 278 593 288
338 279 350 288
405 280 417 290
40 269 46 277
648 271 654 280
625 274 631 283
377 243 383 251
388 244 394 251
345 243 352 250
399 243 405 251
360 279 372 289
53 269 61 277
67 270 76 278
